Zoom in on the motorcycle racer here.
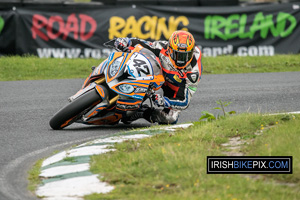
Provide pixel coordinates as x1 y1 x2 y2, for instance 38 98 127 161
114 30 203 124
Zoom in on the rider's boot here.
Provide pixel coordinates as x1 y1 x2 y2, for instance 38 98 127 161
121 112 144 124
121 105 155 124
145 108 179 125
142 107 157 123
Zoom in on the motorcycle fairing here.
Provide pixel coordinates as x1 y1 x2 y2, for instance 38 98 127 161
82 96 143 125
81 58 108 89
116 99 142 112
83 112 122 125
83 101 108 119
105 45 164 100
106 52 128 82
68 82 108 102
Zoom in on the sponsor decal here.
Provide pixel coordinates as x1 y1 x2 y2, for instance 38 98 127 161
188 86 197 92
187 72 199 83
173 74 182 83
31 14 97 41
134 87 147 93
204 12 297 40
109 15 189 40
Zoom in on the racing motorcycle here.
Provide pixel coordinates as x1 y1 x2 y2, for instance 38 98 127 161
49 43 165 130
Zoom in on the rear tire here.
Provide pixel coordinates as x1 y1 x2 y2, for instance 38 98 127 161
49 89 101 130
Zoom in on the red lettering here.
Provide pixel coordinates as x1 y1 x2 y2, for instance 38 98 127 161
32 14 49 41
31 14 97 41
47 16 64 40
63 14 79 40
79 14 97 41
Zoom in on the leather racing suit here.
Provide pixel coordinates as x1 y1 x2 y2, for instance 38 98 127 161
123 38 203 124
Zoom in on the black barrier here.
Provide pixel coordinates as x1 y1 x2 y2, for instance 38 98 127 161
0 3 299 58
0 10 17 55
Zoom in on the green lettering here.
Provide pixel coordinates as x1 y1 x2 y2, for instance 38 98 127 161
250 12 266 39
278 12 297 37
262 14 277 38
238 14 252 39
210 15 227 40
225 14 240 39
256 12 296 38
0 17 4 34
204 12 297 40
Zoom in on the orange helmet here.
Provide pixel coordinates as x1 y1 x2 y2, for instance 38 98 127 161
168 30 195 70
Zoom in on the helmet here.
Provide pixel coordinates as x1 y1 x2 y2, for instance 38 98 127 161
168 30 195 70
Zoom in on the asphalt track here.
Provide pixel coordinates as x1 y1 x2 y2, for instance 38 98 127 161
0 72 299 200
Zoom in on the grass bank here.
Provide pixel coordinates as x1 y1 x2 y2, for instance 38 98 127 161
86 113 300 200
27 159 44 192
1 54 300 81
0 56 100 81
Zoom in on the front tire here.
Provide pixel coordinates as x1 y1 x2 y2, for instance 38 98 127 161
49 89 101 130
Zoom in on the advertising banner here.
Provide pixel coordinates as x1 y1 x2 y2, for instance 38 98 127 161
0 9 17 55
0 3 299 58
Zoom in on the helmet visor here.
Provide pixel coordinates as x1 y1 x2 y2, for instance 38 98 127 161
170 50 194 67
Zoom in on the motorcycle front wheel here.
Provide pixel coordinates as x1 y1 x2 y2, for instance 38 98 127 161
49 89 101 130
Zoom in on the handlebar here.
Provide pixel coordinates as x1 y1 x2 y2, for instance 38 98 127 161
103 39 132 53
103 39 121 52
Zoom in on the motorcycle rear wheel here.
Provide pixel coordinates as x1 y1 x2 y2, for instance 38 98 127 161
49 89 101 130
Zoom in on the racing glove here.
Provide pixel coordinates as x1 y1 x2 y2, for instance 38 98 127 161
153 94 171 108
114 37 132 52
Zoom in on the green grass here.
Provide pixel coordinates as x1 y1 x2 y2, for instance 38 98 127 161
246 115 300 184
202 54 300 74
1 54 300 81
27 159 44 192
86 113 300 200
0 56 100 81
